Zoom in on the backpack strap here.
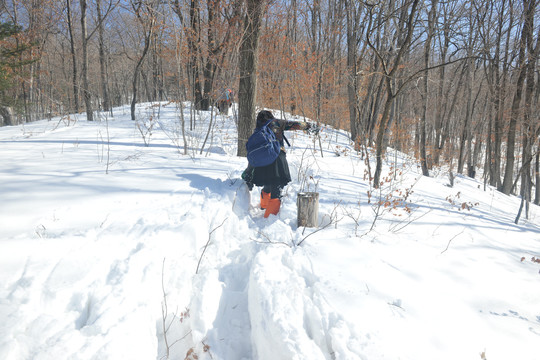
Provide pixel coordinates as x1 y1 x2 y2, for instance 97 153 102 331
263 119 275 128
283 134 291 147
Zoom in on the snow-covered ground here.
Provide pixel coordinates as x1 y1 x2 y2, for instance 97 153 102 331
1 102 539 360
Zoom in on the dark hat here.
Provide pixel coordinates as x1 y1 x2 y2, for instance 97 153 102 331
256 110 274 128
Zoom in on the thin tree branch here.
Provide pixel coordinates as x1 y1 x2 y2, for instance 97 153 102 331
196 217 228 274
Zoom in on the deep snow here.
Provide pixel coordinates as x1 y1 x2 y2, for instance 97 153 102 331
1 102 539 360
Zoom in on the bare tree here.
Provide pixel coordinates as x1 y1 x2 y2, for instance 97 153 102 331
427 1 471 169
367 0 420 188
457 4 480 177
130 0 158 121
419 0 439 177
237 0 266 157
66 0 80 113
474 0 515 188
80 0 116 121
344 0 360 144
518 2 539 207
80 0 93 120
171 0 240 111
501 0 536 194
535 149 540 205
96 0 112 112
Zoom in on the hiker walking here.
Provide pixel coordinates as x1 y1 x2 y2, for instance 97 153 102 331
243 110 319 218
217 88 234 114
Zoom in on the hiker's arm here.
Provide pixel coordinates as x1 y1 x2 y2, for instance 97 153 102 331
274 119 311 131
274 119 320 135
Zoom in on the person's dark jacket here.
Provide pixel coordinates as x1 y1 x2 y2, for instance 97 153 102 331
249 110 310 187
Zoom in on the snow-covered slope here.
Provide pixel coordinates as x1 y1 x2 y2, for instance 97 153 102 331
1 103 539 360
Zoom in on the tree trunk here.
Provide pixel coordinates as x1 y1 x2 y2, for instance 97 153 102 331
131 22 154 121
520 12 539 201
435 65 465 165
458 4 478 176
457 61 473 175
310 0 323 123
432 5 450 166
373 91 394 187
80 0 93 121
202 60 216 111
492 0 513 188
535 151 540 205
189 0 204 110
236 0 266 157
151 33 159 102
420 0 438 177
370 0 420 188
345 0 359 144
96 0 110 112
201 0 218 111
66 0 79 113
501 0 535 194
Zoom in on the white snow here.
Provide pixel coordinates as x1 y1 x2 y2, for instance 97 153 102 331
1 102 539 360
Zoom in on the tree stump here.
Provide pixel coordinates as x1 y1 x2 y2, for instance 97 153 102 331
297 192 319 228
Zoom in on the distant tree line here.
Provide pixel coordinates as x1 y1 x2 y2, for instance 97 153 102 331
0 0 538 205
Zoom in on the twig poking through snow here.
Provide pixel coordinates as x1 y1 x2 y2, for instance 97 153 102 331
440 228 465 254
251 230 291 247
297 203 341 246
196 217 228 274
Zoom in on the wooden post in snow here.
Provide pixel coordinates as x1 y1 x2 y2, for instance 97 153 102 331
297 192 319 228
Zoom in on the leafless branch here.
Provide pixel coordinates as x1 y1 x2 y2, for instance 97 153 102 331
196 217 228 274
441 228 465 254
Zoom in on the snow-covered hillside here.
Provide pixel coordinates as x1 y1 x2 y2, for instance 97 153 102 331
1 102 539 360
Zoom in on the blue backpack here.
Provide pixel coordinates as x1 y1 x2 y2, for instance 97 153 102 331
246 120 281 167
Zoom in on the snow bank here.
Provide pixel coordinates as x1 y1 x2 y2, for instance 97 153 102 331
248 246 363 360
